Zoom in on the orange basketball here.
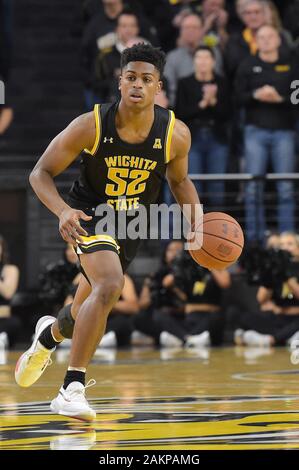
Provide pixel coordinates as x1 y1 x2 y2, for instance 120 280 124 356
188 212 244 270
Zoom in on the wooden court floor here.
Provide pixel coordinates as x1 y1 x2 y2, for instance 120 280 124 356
1 347 299 450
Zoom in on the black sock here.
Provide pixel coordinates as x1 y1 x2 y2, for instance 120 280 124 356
63 370 86 389
39 324 61 350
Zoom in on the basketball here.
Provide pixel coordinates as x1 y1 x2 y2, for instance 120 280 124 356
189 212 244 270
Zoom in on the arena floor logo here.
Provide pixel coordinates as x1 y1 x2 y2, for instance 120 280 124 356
1 395 299 450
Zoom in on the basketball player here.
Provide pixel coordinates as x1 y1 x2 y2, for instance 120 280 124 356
15 44 201 421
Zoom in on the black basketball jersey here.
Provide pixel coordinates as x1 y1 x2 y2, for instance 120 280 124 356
69 101 176 211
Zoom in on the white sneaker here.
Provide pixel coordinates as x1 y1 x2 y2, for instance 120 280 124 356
234 328 245 346
287 331 299 349
159 331 183 348
0 332 8 365
99 331 117 348
50 380 96 422
0 331 8 348
243 330 271 347
185 331 210 348
288 331 299 365
15 315 56 387
131 330 154 346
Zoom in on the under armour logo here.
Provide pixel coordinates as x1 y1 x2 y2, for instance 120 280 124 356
104 137 114 143
153 138 162 149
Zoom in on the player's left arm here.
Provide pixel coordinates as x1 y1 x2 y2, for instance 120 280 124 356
166 119 203 228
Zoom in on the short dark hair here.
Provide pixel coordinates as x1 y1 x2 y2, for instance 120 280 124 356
195 45 215 58
120 43 166 77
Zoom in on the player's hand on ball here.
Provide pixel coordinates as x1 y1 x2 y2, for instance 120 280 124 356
59 208 92 245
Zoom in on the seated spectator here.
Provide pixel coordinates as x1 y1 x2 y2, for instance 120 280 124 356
164 13 223 107
235 24 296 242
99 274 139 348
175 45 230 208
133 240 185 346
0 234 20 347
155 252 231 348
39 244 80 315
235 232 299 347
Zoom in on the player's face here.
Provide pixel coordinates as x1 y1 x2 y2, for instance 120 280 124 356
119 62 162 108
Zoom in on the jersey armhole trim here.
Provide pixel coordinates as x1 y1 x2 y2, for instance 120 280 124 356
84 104 101 156
164 110 175 164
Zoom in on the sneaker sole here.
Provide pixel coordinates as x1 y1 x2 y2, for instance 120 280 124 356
50 401 96 423
15 315 56 387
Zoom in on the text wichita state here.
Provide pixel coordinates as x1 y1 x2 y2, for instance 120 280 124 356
104 155 157 211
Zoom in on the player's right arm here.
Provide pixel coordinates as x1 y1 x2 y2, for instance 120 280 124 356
29 112 96 244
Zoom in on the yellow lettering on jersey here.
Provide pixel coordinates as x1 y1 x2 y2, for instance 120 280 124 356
193 281 206 296
105 156 118 167
143 159 155 170
105 155 155 170
107 197 140 211
147 161 157 171
153 138 162 149
122 156 131 167
130 156 140 168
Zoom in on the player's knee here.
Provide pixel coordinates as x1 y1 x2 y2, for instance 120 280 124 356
57 304 75 339
92 275 124 308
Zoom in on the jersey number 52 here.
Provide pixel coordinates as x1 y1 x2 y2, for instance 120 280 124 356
105 168 150 197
